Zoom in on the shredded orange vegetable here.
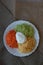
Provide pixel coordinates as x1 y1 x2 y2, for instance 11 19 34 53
6 30 18 48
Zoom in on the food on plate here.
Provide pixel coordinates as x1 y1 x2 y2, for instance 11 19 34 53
5 23 36 53
15 24 34 37
6 30 18 48
16 32 26 44
18 37 36 53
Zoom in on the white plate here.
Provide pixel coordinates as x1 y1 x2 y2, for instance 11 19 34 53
3 20 40 57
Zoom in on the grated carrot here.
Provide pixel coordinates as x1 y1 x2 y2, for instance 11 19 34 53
6 30 18 48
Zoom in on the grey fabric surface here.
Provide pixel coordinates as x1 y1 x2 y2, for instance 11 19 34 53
0 1 43 65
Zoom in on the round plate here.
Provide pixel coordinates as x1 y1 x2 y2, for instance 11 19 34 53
3 20 40 57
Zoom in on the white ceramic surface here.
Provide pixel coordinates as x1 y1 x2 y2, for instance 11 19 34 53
3 20 40 57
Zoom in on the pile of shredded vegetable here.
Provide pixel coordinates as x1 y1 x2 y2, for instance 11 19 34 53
6 30 18 48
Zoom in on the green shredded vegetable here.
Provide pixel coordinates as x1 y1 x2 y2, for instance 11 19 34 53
14 23 34 37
